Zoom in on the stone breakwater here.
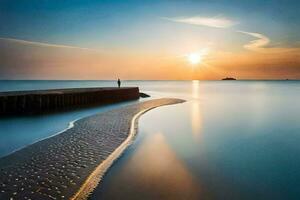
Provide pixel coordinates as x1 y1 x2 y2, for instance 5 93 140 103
0 98 185 200
0 87 140 115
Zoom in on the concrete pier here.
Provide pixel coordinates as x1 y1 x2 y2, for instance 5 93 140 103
0 87 140 115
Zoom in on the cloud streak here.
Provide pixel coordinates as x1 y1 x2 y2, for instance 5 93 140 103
164 15 298 56
0 37 95 51
164 16 237 28
238 31 300 55
237 31 270 52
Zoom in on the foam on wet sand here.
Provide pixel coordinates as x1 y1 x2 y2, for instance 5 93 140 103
0 98 184 200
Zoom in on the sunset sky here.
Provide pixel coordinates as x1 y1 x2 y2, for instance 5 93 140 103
1 0 300 80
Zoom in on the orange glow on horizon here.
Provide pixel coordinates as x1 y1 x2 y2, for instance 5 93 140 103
1 37 299 80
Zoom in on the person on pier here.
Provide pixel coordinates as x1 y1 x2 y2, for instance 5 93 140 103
117 78 121 88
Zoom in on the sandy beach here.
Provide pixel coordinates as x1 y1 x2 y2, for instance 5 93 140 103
0 98 184 200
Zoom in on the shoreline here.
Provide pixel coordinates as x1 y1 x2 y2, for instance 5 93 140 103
0 98 185 200
72 106 162 199
0 118 79 159
0 99 139 159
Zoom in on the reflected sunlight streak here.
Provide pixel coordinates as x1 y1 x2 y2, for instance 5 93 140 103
192 80 200 99
108 132 202 199
191 102 202 139
191 80 202 138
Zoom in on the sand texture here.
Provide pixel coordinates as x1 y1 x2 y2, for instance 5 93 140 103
0 98 184 200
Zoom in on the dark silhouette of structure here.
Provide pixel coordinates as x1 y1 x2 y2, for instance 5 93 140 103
222 77 236 80
0 87 140 115
117 78 121 88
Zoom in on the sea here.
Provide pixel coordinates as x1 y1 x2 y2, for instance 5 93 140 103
1 80 300 200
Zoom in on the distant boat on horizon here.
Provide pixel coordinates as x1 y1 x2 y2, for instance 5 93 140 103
222 77 237 80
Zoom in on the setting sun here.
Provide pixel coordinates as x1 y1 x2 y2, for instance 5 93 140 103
187 53 203 65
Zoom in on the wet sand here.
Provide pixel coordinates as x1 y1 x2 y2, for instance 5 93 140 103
0 98 184 200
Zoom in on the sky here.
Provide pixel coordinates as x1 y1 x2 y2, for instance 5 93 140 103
0 0 300 80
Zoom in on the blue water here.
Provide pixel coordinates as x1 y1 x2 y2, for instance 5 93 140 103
90 80 300 200
1 80 300 199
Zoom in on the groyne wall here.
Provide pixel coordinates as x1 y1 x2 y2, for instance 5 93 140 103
0 87 139 115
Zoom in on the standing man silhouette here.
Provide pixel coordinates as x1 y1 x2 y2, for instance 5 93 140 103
117 78 121 88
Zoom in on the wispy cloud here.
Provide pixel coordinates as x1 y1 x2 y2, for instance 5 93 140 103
238 31 300 55
164 16 237 28
0 37 94 51
164 15 298 56
237 31 270 52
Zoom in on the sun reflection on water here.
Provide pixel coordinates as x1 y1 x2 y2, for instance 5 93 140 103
191 102 202 139
191 80 203 139
102 132 202 199
192 80 200 99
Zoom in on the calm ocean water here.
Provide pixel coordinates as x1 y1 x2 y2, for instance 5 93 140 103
1 80 300 199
